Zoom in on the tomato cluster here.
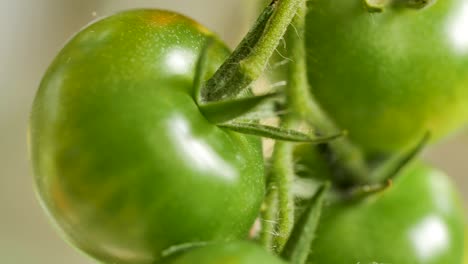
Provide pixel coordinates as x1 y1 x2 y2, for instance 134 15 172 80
29 1 467 264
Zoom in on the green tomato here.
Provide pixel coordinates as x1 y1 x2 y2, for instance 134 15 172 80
305 0 468 154
307 163 465 264
29 9 265 264
163 241 287 264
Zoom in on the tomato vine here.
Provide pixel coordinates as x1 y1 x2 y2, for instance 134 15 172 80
28 0 467 263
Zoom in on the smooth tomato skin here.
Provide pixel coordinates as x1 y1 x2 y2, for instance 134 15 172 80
29 10 264 264
163 241 287 264
305 0 468 154
307 163 465 264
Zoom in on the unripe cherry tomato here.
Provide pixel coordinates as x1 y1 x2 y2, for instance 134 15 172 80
29 9 265 264
307 163 465 264
305 0 468 155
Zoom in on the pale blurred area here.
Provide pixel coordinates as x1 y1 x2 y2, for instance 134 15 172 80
0 0 466 263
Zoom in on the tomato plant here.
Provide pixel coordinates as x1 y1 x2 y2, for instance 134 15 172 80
306 163 465 264
163 241 287 264
305 0 468 154
29 9 265 264
28 1 468 264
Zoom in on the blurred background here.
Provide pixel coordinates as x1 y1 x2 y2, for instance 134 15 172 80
0 0 466 263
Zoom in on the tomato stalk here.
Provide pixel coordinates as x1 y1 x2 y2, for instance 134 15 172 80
266 119 296 253
260 0 387 254
261 0 316 253
259 185 278 250
268 0 371 185
202 0 303 102
192 0 347 143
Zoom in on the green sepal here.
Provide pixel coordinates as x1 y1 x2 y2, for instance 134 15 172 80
193 37 216 104
199 93 280 124
364 0 436 12
161 241 210 258
343 180 393 201
219 122 344 143
396 0 436 9
370 132 430 183
336 132 429 201
281 183 329 264
363 0 390 12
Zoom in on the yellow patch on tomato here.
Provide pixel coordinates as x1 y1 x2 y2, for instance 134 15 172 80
149 12 179 26
148 11 212 36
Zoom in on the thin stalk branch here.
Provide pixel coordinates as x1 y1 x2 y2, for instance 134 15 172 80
269 119 296 253
285 1 370 185
260 186 279 251
203 0 303 101
265 0 310 253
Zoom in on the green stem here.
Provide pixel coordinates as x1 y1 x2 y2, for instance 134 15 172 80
285 1 370 185
260 187 279 251
264 1 372 252
269 120 296 253
263 1 311 252
203 0 303 101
